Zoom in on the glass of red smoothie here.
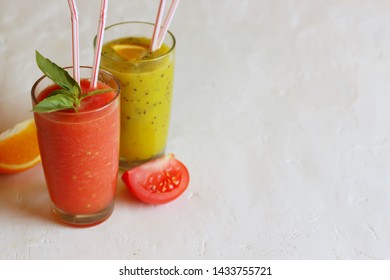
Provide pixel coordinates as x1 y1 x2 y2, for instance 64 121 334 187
31 66 120 226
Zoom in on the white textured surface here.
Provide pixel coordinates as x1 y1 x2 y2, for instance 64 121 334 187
1 0 390 259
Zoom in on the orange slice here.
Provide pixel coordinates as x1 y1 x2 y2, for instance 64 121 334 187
111 43 149 61
0 118 41 174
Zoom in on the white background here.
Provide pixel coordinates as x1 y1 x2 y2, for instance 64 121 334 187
1 0 390 260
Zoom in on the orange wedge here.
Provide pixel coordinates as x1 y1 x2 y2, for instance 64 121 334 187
111 43 149 61
0 118 41 174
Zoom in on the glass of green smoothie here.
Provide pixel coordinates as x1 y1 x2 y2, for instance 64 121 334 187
97 21 175 169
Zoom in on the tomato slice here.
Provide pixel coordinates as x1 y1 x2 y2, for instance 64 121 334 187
121 154 190 204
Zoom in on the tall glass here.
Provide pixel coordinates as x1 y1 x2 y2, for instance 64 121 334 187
31 67 120 226
98 21 176 169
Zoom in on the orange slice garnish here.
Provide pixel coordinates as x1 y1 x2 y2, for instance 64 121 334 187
0 118 41 174
111 44 149 61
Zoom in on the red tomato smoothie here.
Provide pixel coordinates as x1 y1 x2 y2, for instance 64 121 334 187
33 79 119 216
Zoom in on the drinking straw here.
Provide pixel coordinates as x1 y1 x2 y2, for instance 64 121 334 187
149 0 167 52
90 0 109 89
156 0 180 49
67 0 80 84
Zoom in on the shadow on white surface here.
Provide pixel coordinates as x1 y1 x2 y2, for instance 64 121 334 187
0 164 54 225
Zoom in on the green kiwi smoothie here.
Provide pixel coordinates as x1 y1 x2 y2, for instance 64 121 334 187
100 35 175 168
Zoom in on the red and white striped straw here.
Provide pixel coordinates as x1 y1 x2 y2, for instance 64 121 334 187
67 0 80 84
149 0 167 52
157 0 180 49
90 0 109 89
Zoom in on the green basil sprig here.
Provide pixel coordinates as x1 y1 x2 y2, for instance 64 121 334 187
33 51 111 113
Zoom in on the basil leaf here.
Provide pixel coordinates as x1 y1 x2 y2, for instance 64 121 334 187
79 88 113 102
35 51 80 97
48 89 76 98
32 94 75 113
34 51 115 113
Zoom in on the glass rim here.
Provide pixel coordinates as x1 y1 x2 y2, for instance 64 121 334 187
31 66 120 116
97 21 176 64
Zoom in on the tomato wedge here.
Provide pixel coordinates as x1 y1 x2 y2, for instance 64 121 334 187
121 154 190 204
